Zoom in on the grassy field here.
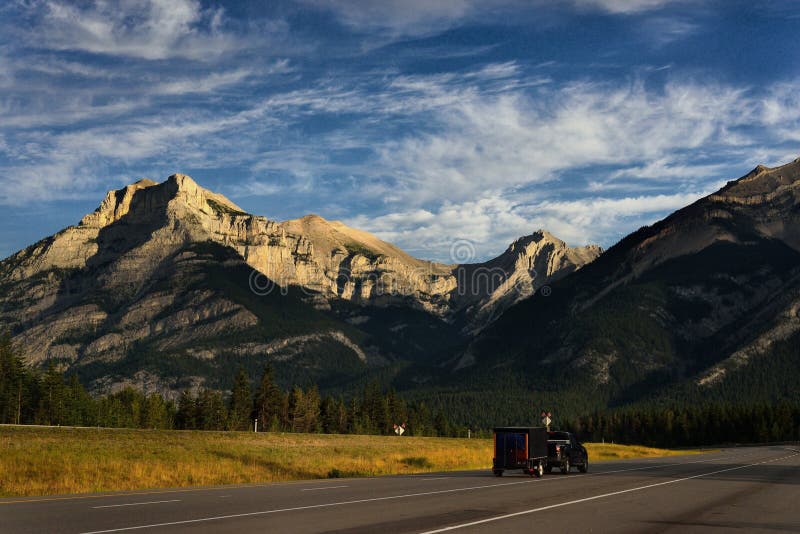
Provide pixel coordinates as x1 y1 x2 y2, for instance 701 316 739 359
0 426 704 497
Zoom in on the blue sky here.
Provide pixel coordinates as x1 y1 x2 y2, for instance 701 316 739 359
1 0 799 262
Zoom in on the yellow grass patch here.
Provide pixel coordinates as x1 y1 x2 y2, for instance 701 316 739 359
0 426 704 497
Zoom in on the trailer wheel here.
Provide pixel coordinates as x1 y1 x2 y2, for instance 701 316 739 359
545 465 552 474
560 459 570 474
493 470 503 477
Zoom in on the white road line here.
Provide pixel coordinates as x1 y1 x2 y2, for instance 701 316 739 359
301 485 349 491
420 478 451 481
420 453 800 533
92 500 181 509
76 450 754 534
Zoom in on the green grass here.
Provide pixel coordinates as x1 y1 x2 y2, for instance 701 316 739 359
0 426 705 497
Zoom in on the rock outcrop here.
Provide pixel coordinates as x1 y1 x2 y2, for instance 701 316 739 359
462 156 800 402
0 173 600 395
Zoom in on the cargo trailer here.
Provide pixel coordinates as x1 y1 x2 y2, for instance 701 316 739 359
492 426 548 477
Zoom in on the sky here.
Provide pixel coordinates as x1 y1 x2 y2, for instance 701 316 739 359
0 0 799 263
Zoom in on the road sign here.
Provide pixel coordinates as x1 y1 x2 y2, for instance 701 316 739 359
394 423 405 436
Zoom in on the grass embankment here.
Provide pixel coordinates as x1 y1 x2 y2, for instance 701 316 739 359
0 426 703 497
585 443 703 461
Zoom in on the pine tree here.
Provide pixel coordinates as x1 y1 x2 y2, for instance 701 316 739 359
0 331 27 424
228 368 252 431
63 374 95 426
304 385 321 433
288 386 306 433
254 365 284 432
197 389 227 430
176 390 197 430
36 362 66 426
320 396 338 434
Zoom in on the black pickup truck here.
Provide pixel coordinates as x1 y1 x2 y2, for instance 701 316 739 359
546 431 588 474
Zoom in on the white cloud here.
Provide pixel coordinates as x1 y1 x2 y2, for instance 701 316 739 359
572 0 697 14
345 189 717 262
152 68 255 95
640 16 700 46
307 0 698 41
25 0 271 60
371 79 754 205
303 0 480 38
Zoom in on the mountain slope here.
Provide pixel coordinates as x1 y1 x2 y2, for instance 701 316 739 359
0 174 598 396
451 157 800 422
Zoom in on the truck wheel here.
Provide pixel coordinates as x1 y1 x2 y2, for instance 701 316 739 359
545 465 552 474
493 470 503 477
579 459 588 473
560 459 570 474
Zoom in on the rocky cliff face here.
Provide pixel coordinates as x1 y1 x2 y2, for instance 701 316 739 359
461 157 800 408
0 174 599 395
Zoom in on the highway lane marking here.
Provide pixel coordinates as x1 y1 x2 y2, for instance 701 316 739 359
0 448 754 507
92 500 181 509
420 452 800 533
301 486 349 491
75 450 763 534
420 478 451 481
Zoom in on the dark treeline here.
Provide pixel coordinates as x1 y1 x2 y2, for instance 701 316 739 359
0 334 461 436
4 333 799 444
566 403 800 447
174 367 463 436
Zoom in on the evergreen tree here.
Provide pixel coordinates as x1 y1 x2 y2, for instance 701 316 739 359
0 332 27 424
288 386 306 433
228 368 252 431
254 365 283 432
304 385 321 433
63 374 95 426
142 393 172 429
36 362 66 425
175 390 196 430
197 389 227 430
320 396 338 434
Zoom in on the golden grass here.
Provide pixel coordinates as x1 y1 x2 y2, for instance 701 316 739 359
0 426 704 497
586 442 706 461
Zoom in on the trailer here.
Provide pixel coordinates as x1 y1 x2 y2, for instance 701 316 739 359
492 426 548 477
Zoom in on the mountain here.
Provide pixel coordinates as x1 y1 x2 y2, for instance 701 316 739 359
448 157 800 424
0 174 599 396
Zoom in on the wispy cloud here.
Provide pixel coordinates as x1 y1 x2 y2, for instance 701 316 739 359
21 0 268 61
1 0 798 262
572 0 699 15
302 0 481 38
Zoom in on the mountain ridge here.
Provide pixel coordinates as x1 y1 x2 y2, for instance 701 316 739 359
441 156 800 425
0 173 600 396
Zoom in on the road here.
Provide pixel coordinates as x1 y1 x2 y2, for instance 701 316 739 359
2 446 798 533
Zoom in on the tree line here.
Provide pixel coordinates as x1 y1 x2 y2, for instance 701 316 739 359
566 403 800 447
3 332 798 445
0 333 462 436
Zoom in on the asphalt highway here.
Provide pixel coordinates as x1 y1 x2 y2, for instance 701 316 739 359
2 446 798 533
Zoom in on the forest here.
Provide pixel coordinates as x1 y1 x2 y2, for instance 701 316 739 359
0 332 461 437
2 332 799 446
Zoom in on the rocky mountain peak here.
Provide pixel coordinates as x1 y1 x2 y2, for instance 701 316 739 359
712 157 800 202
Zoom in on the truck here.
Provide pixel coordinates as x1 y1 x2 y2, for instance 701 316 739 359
492 426 548 477
546 430 589 474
